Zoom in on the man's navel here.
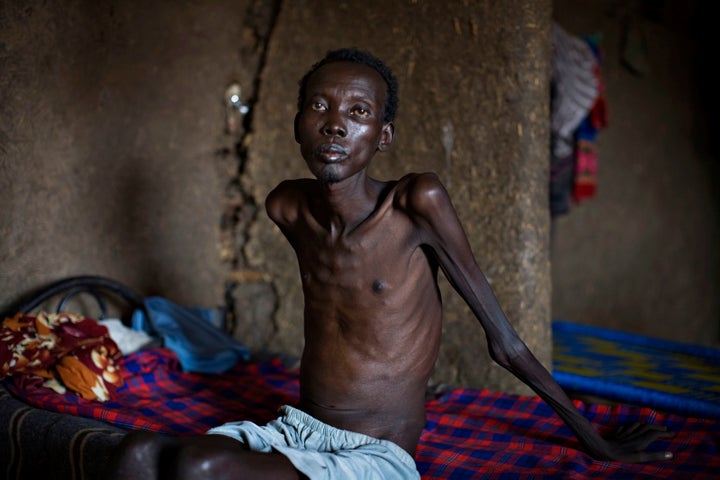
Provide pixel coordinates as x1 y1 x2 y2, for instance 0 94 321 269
372 280 385 293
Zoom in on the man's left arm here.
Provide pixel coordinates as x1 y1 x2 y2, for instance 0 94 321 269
407 173 672 463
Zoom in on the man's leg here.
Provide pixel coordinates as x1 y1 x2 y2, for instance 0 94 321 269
105 431 303 480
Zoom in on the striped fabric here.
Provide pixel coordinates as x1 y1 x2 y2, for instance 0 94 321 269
2 347 719 479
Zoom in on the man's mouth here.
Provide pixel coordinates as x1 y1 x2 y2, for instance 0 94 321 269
315 143 349 163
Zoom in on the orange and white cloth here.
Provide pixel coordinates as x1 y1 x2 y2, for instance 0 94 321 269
1 312 123 402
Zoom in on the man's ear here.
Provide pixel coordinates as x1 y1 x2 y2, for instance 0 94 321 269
377 122 395 152
294 113 301 144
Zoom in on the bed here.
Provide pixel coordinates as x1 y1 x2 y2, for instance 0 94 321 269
2 276 719 479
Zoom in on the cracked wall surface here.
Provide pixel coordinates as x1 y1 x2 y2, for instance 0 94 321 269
0 0 278 312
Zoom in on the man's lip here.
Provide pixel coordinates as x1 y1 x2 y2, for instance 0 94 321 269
315 143 349 162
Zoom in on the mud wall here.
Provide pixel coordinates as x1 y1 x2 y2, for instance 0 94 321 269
7 0 715 394
551 0 720 346
0 0 279 309
1 0 552 393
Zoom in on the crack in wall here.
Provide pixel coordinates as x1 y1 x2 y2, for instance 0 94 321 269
217 1 282 343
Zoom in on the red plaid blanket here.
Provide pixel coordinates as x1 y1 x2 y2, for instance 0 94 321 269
4 347 718 479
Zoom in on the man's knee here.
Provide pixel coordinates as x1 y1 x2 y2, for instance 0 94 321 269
174 444 303 480
106 431 172 479
172 444 236 479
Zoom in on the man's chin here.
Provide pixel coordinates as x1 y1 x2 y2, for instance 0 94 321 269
318 170 340 185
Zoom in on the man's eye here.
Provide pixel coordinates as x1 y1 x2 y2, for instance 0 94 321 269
311 102 326 112
352 107 370 117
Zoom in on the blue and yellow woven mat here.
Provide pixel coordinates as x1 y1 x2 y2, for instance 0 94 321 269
552 320 720 419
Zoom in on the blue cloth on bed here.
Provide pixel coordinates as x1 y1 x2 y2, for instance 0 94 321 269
131 297 250 373
552 320 720 419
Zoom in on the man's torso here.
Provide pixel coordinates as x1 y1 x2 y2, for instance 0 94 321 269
276 174 444 453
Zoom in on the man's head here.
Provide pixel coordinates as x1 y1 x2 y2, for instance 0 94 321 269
297 48 399 124
294 51 396 185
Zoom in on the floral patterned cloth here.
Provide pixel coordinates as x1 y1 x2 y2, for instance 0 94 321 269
1 312 123 401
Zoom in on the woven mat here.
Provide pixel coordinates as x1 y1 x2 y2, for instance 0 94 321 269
553 320 720 419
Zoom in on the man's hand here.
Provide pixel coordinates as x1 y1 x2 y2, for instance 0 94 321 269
598 423 674 463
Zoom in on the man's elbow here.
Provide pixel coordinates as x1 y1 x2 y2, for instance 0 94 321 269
488 337 531 371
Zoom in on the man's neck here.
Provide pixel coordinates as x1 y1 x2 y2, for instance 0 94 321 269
316 175 381 238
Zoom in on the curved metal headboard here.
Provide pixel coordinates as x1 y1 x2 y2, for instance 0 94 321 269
11 275 148 325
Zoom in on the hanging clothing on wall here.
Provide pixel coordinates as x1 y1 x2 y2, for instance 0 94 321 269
573 34 608 204
550 22 607 217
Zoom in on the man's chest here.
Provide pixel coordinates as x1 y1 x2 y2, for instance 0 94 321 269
294 224 427 296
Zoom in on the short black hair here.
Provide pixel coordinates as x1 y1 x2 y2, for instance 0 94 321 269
297 48 399 123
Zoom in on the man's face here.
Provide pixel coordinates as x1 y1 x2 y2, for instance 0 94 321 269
295 61 394 184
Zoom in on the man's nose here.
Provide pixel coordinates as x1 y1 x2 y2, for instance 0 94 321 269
322 115 346 137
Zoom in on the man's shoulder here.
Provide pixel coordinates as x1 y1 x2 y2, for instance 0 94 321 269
265 178 315 225
267 178 316 202
394 172 449 213
395 171 443 190
270 177 316 193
